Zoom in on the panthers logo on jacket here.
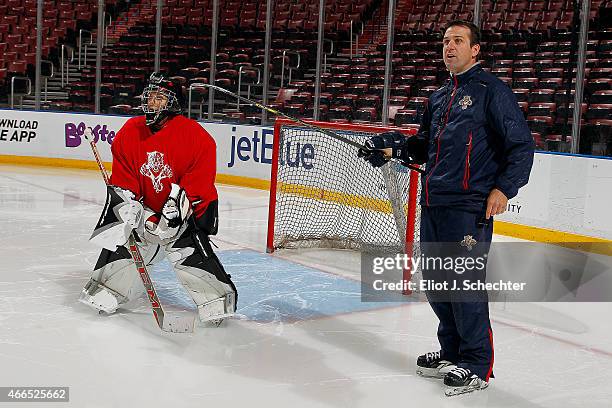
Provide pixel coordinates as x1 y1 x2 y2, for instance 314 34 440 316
413 64 535 213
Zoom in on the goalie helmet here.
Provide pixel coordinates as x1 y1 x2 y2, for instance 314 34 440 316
141 72 184 128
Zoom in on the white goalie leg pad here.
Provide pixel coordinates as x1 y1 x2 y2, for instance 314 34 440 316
83 243 163 311
174 266 236 321
197 292 236 322
90 253 145 303
79 279 121 313
163 227 237 324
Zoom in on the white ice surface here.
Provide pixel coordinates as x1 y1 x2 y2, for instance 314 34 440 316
1 164 611 408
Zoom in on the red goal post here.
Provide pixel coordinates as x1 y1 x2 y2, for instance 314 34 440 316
266 119 421 281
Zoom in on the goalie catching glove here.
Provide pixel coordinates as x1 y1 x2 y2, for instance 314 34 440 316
162 183 190 228
144 183 192 243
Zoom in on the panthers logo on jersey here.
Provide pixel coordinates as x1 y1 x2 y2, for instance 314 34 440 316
140 151 173 193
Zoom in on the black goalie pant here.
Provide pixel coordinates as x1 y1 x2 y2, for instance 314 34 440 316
87 224 237 315
420 206 494 381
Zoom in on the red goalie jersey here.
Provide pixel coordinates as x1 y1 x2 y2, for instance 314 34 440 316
109 115 218 218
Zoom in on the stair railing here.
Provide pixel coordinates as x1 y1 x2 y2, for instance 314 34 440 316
78 29 93 69
350 20 365 59
40 60 54 102
10 77 32 109
104 12 112 47
323 39 334 73
61 44 75 87
236 66 261 110
188 83 208 119
280 50 300 87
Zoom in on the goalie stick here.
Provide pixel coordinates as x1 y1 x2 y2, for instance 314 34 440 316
84 127 195 333
200 84 424 174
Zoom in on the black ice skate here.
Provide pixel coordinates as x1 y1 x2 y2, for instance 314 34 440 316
416 351 456 378
443 367 489 396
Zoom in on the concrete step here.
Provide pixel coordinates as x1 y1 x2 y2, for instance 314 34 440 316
48 74 81 84
20 98 51 106
325 56 351 63
337 52 365 59
47 75 81 85
29 90 69 97
12 103 38 110
82 50 109 57
23 91 69 100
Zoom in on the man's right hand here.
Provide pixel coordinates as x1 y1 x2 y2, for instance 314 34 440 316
358 131 406 167
357 148 388 167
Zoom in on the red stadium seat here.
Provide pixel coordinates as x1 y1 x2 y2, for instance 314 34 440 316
512 88 530 102
328 105 352 121
8 61 26 74
538 78 563 89
514 77 539 89
587 78 612 93
591 90 612 104
394 109 420 126
586 104 612 121
356 94 381 109
354 107 377 122
334 94 358 108
407 97 428 111
556 103 587 120
529 102 557 117
527 115 554 136
529 88 555 103
290 92 313 106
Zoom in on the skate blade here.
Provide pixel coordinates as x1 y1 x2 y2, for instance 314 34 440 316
444 382 488 397
161 313 196 333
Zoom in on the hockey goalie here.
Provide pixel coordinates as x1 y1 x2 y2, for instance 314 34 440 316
79 72 237 324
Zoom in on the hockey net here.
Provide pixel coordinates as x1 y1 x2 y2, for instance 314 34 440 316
266 119 421 260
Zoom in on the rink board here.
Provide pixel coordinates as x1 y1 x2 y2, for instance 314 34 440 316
1 109 611 241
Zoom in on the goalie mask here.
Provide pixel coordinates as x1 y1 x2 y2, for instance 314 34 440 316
141 72 183 128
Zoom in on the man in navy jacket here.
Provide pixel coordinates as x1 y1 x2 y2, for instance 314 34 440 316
360 20 535 396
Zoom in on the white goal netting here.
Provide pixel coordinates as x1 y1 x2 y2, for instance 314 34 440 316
267 120 421 256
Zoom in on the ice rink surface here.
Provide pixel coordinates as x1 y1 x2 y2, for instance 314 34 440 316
1 163 611 408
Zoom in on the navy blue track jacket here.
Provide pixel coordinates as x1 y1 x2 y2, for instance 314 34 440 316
403 64 535 213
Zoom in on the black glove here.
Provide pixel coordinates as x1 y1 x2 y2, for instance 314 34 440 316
358 131 407 167
365 131 406 151
403 135 429 165
357 148 388 167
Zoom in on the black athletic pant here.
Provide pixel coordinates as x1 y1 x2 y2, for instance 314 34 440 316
420 206 495 381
